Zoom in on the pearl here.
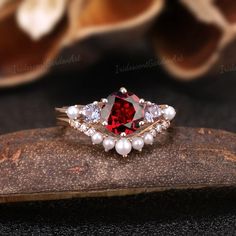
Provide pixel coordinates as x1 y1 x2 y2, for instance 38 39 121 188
85 128 96 137
103 137 115 151
163 106 176 120
67 106 79 119
143 132 154 145
91 132 103 144
132 137 144 151
115 138 132 157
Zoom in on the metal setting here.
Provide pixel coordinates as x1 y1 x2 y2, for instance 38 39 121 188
56 88 176 157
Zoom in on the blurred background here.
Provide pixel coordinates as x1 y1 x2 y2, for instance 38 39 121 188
0 0 236 235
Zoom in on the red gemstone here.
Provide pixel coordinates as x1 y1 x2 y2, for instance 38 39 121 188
101 90 144 135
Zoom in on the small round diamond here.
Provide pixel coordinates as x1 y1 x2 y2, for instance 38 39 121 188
161 120 170 129
85 128 96 136
144 104 161 122
149 129 157 137
155 124 162 133
79 124 88 132
70 120 81 129
82 103 101 123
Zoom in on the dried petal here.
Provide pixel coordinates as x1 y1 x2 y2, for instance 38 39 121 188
181 0 225 24
0 0 10 9
16 0 67 40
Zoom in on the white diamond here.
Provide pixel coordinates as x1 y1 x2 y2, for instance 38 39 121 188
79 124 88 132
161 120 170 129
70 120 81 129
85 128 96 136
155 124 162 132
144 105 161 122
82 103 101 123
149 129 157 137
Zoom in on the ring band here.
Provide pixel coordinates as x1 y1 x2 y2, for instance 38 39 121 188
56 87 176 157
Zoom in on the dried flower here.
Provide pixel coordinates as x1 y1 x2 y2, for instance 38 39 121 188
0 0 10 9
16 0 67 40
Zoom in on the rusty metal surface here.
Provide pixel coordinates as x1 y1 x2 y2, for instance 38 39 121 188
0 126 235 203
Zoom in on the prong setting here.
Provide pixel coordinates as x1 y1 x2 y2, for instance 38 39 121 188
139 121 145 126
101 98 108 104
119 87 127 94
102 121 108 126
139 98 145 105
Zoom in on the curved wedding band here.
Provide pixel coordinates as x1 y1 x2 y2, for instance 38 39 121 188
56 87 176 157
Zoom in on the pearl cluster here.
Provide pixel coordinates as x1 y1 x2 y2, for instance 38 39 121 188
66 103 176 157
90 130 156 157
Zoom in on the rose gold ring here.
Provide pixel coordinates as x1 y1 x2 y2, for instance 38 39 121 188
56 87 176 157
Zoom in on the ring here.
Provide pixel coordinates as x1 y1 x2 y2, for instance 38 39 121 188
55 87 176 157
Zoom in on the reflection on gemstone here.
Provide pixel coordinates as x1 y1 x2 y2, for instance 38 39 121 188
82 103 101 122
144 104 161 122
101 90 144 135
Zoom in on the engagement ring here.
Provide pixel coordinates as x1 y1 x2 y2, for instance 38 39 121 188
56 87 176 157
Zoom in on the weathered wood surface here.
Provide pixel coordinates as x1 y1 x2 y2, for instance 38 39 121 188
0 127 235 203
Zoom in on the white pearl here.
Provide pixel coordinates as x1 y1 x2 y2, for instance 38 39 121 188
132 137 144 151
67 106 79 119
143 132 154 145
163 106 176 120
115 138 132 157
103 137 115 151
91 132 103 144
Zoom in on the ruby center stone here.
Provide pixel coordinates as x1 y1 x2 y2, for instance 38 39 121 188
101 91 145 135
